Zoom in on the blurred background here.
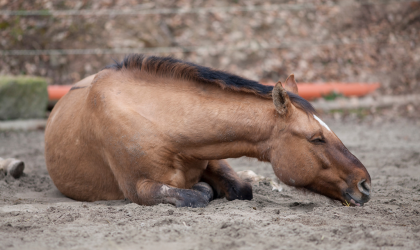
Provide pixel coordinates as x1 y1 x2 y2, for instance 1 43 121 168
0 0 419 119
1 3 420 249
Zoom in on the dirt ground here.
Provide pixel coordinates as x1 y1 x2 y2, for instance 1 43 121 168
0 117 419 250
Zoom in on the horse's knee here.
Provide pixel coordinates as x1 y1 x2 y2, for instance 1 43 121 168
225 180 253 201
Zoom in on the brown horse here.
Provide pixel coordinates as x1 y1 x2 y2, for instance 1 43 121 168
45 54 371 207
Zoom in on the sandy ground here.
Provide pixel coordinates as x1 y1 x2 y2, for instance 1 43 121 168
0 117 419 250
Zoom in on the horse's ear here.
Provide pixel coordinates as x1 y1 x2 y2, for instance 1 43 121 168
283 74 298 95
272 80 292 116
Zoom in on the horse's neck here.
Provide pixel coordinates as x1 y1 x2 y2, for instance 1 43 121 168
167 84 276 161
125 74 276 161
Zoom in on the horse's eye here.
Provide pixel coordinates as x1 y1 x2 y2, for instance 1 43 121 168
311 138 325 144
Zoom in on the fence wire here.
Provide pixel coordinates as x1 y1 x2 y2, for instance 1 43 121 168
1 37 408 56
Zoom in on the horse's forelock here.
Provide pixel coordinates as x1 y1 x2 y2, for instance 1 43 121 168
287 91 317 116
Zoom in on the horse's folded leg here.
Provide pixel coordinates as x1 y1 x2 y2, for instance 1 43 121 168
201 159 253 201
132 179 212 208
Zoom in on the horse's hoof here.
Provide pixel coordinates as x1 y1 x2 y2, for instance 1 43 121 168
174 182 214 208
226 181 253 201
192 182 214 202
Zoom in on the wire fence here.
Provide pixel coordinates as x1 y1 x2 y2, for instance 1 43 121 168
0 0 417 16
1 37 400 56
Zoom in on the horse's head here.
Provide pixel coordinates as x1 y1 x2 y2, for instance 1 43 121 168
269 75 371 206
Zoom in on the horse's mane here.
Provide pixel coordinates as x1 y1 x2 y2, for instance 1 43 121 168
104 54 315 115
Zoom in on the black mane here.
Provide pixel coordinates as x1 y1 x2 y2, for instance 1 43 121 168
104 54 315 115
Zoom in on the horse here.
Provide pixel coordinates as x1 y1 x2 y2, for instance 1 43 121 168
45 54 371 207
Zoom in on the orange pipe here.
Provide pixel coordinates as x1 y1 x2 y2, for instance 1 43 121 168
295 82 380 100
48 83 380 101
48 85 72 101
260 82 380 100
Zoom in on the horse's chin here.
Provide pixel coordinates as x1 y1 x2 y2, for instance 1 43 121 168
343 192 370 207
297 186 339 203
299 187 365 207
290 186 369 207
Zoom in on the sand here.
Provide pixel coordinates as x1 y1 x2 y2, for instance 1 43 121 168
0 118 419 250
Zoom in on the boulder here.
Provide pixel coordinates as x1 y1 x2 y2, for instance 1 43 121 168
0 76 48 120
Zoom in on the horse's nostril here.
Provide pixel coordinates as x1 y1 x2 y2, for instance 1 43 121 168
357 179 370 196
362 180 371 191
